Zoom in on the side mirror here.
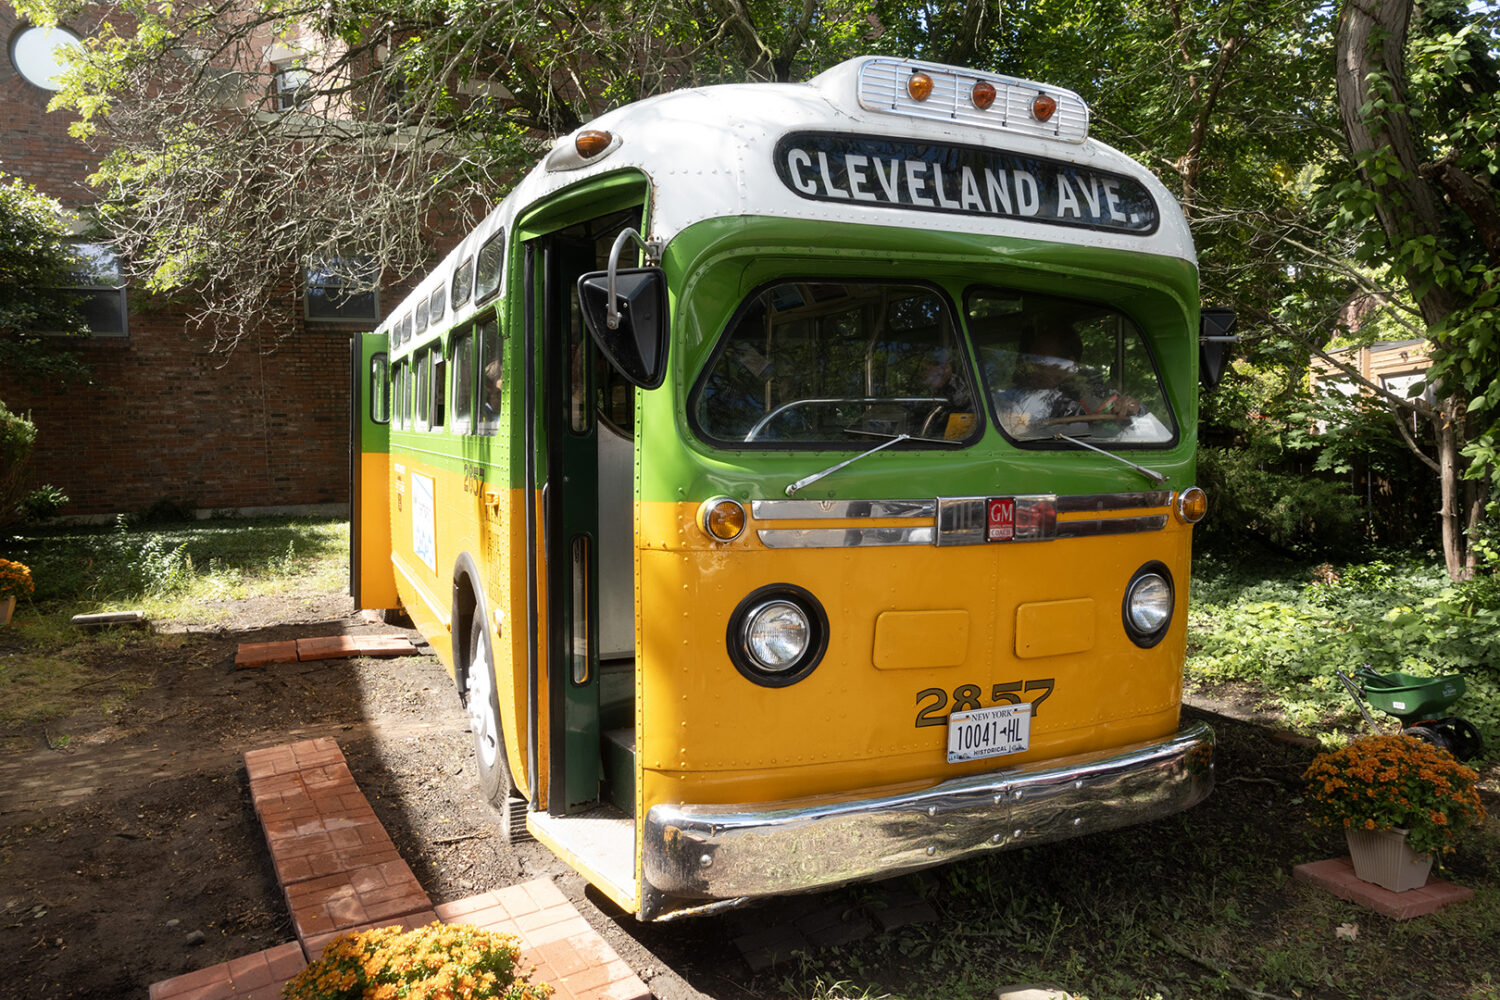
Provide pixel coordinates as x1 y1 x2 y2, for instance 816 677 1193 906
578 267 669 390
1199 308 1237 390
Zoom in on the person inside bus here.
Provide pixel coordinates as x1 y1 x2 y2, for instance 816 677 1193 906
482 360 503 420
994 327 1144 439
913 347 977 439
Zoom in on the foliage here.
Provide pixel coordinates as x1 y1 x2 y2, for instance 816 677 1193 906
280 922 550 1000
0 171 91 380
1304 734 1486 856
1319 0 1500 577
3 515 345 606
0 400 69 530
1187 551 1500 742
14 0 883 348
0 558 33 599
1196 446 1367 557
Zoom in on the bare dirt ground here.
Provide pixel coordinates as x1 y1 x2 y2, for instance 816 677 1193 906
0 588 735 1000
3 584 1493 1000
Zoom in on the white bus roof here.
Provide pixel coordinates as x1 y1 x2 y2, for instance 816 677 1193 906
386 56 1195 338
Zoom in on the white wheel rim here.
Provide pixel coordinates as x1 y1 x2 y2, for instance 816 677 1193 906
466 629 500 769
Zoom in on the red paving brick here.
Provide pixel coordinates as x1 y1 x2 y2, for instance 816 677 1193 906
153 738 649 1000
1295 857 1475 919
234 640 299 669
149 942 306 1000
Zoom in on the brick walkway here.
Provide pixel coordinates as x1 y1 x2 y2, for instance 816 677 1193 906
148 737 650 1000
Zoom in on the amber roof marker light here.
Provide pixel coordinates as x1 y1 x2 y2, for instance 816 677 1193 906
575 129 614 158
907 70 935 102
971 80 997 110
1031 93 1058 122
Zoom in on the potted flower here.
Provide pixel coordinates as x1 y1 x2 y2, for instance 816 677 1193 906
1304 733 1487 892
0 558 32 626
280 921 552 1000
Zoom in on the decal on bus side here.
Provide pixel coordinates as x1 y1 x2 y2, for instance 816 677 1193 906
914 679 1055 727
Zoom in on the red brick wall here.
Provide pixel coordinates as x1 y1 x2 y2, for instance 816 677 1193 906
1 8 429 517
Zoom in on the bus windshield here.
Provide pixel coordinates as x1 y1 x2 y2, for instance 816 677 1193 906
967 287 1177 446
693 280 981 446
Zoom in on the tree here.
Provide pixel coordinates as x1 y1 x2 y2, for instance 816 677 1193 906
0 170 90 381
1331 0 1500 577
13 0 881 349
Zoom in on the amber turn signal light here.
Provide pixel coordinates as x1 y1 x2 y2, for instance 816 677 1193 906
1176 487 1208 524
700 497 747 542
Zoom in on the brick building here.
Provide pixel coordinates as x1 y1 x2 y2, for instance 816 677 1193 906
2 7 416 518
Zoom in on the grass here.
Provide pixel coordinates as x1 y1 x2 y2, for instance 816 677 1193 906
1186 549 1500 749
0 516 346 744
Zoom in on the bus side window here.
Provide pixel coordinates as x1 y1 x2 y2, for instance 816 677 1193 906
478 319 502 435
398 360 410 430
451 330 473 434
433 352 447 430
369 353 390 424
415 350 431 430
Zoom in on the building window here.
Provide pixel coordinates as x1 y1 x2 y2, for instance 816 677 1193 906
10 25 79 91
69 242 128 337
272 61 311 110
305 256 378 324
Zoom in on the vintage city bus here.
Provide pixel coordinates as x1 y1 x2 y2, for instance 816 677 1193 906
351 56 1224 920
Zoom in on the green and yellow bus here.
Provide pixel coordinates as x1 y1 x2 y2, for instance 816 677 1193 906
352 56 1226 920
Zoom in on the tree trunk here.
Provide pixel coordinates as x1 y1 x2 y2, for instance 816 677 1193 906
1436 398 1470 578
1337 0 1469 577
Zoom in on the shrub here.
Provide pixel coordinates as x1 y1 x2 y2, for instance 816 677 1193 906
280 922 552 1000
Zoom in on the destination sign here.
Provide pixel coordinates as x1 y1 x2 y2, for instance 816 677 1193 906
774 132 1159 235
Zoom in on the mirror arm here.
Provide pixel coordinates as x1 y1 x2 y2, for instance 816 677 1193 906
606 228 666 329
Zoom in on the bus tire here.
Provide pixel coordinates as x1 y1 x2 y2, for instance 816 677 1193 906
464 614 514 810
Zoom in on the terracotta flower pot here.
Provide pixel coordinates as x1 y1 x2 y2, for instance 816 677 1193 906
0 594 15 626
1346 827 1432 892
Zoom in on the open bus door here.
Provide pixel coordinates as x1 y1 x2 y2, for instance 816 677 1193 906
350 332 398 610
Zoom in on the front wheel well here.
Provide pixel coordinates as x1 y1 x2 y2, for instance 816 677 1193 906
450 554 484 706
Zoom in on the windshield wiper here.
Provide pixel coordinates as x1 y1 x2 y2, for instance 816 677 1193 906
786 433 912 496
1053 433 1168 487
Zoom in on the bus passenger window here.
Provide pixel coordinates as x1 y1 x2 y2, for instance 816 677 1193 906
692 281 979 447
475 230 505 303
967 288 1176 446
428 286 446 326
451 332 473 434
477 319 503 434
415 350 431 430
369 353 390 424
432 356 446 430
391 360 406 429
452 256 474 309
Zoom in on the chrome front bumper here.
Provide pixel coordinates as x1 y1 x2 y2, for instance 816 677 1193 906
643 721 1213 908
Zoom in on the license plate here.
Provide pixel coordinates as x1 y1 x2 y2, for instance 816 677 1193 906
947 703 1031 763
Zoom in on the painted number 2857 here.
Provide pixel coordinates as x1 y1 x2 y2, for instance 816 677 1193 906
914 679 1055 728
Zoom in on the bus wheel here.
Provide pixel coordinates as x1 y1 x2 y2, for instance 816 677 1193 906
464 615 513 810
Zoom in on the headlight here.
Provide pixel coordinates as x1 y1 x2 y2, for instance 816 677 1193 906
1123 563 1174 648
727 584 828 686
744 600 809 671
